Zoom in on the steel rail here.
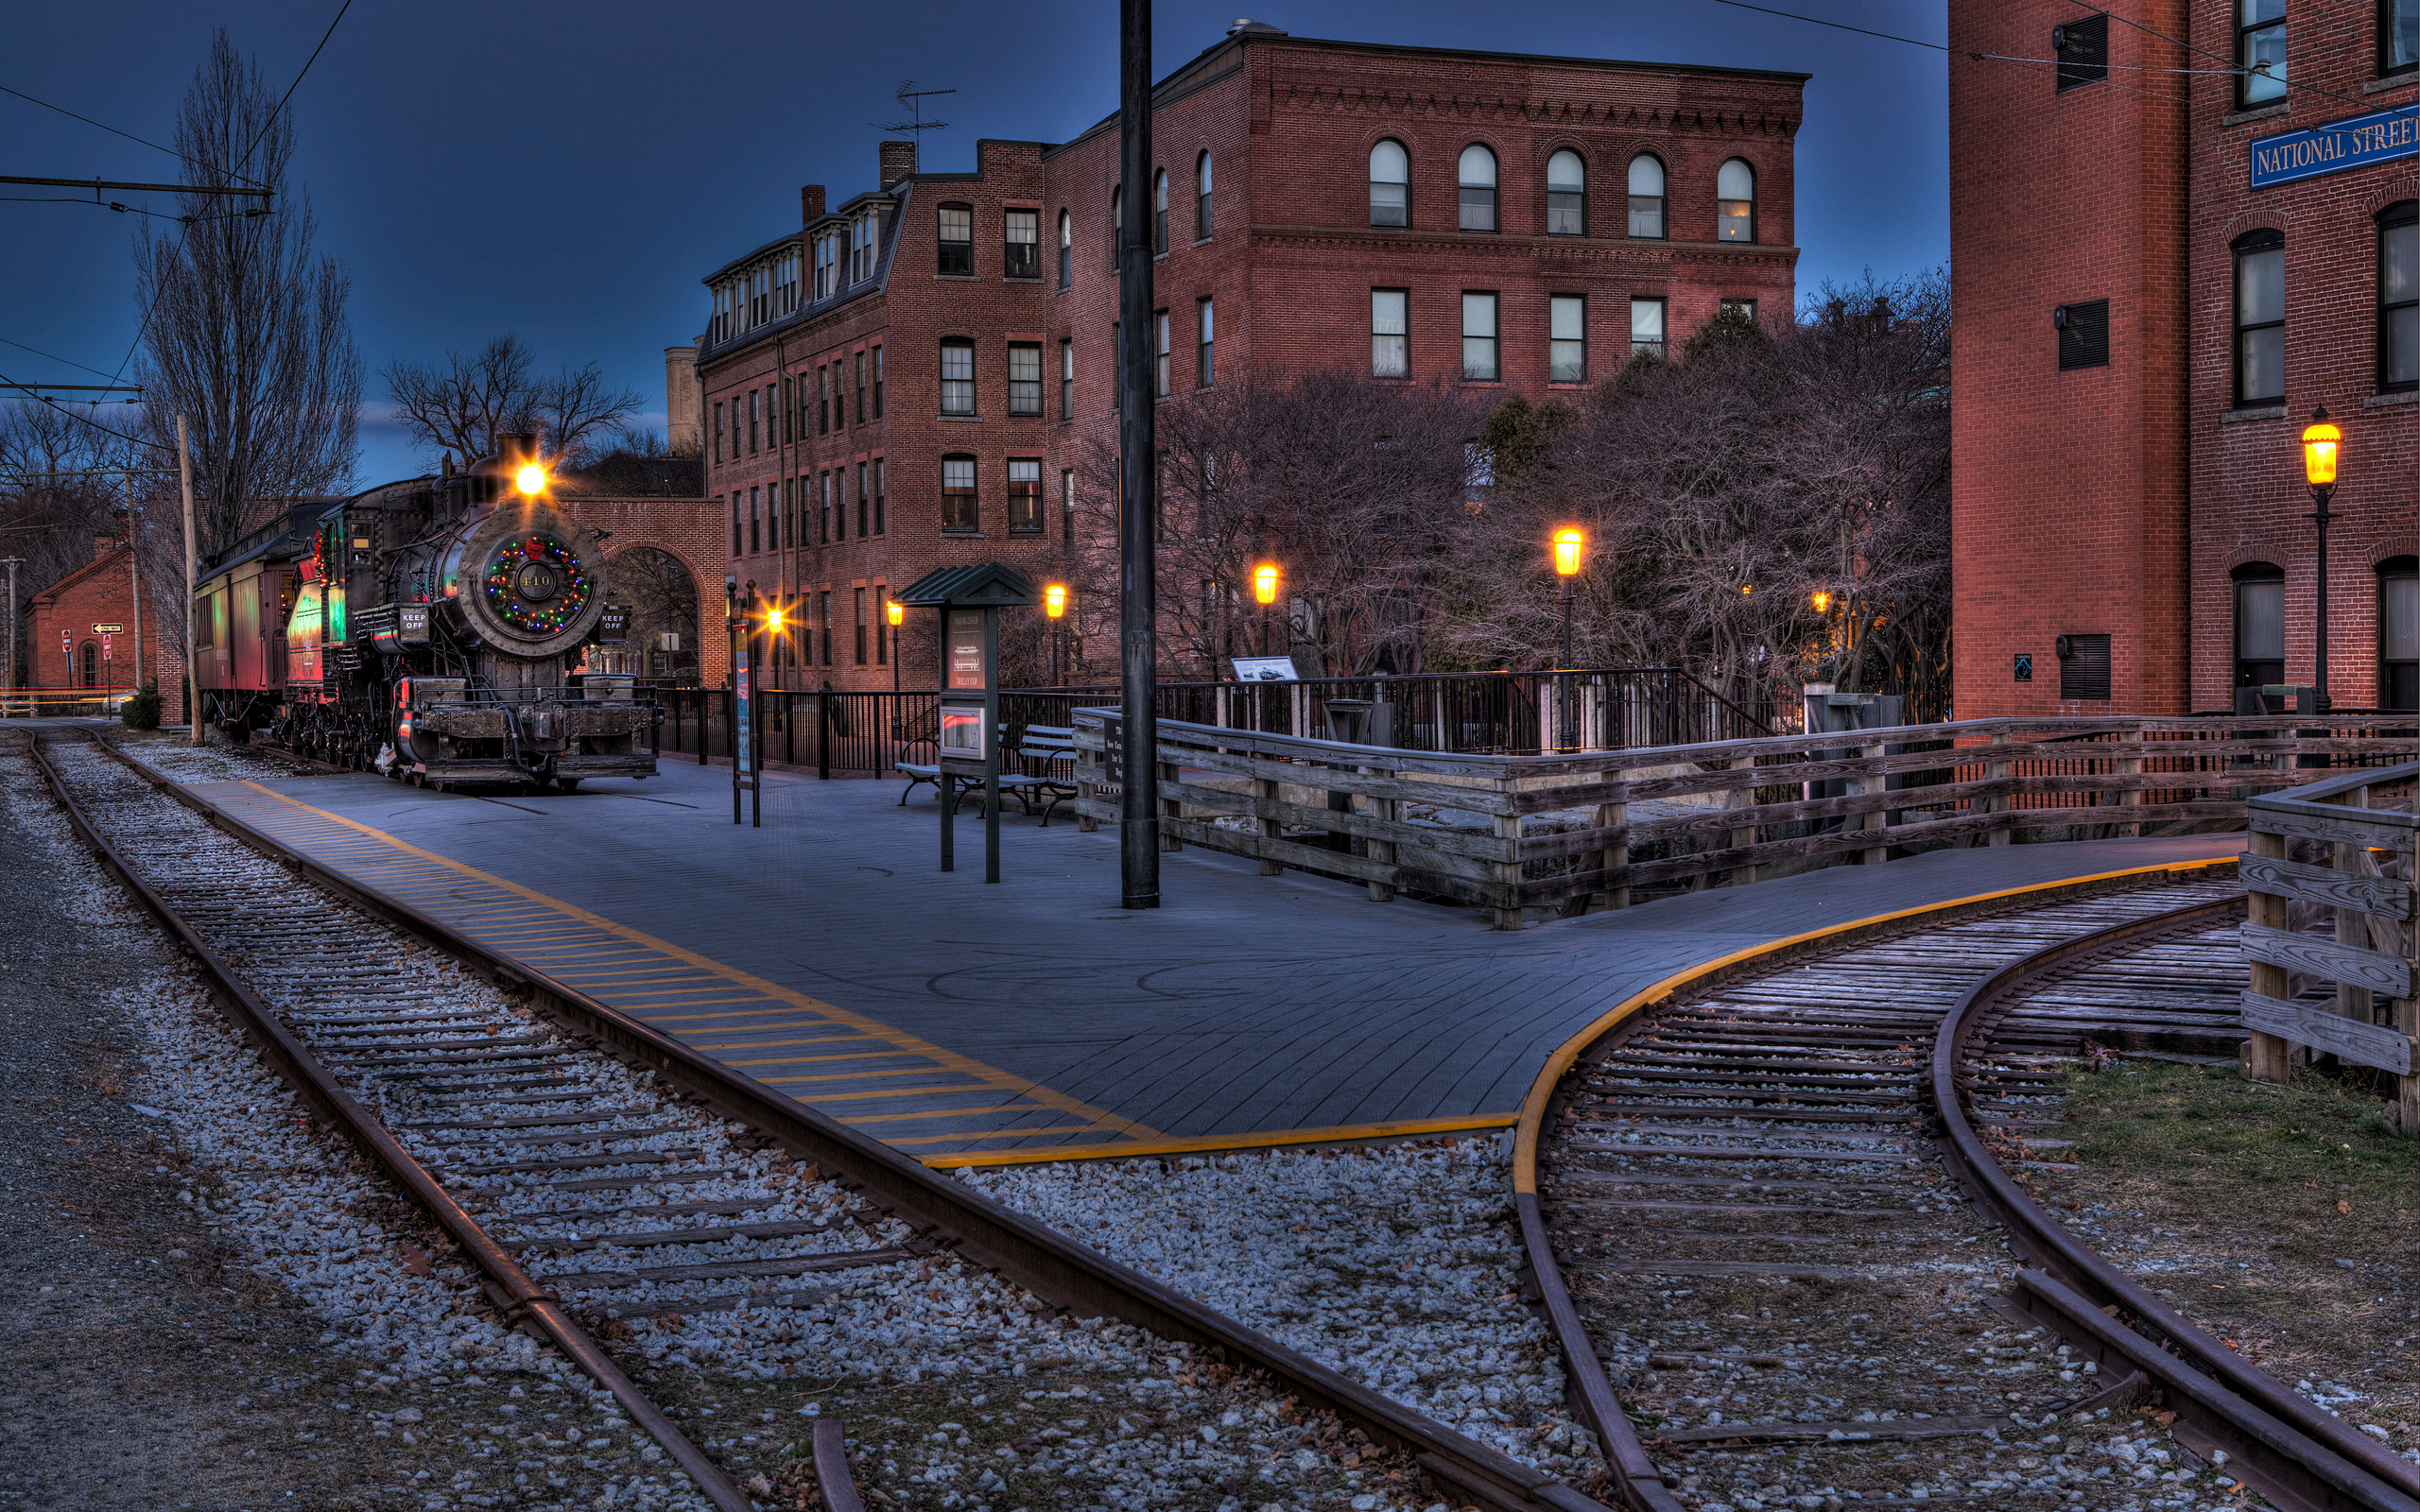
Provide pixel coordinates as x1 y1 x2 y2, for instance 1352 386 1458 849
22 733 760 1512
1930 897 2420 1512
78 732 1616 1512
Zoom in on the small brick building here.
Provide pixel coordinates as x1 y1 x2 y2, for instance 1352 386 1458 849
693 22 1806 691
1949 0 2418 717
25 533 185 716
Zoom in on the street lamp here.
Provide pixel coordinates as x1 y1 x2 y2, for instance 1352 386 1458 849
1044 582 1069 688
886 597 905 696
516 462 547 497
1252 560 1280 657
2302 404 2342 707
1551 527 1584 752
1810 589 1832 615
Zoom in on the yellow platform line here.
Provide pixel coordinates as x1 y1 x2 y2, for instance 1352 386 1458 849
233 782 1166 1145
698 1040 889 1057
723 1050 925 1068
919 1112 1522 1169
889 1125 1123 1147
1507 854 2240 1196
838 1104 1042 1125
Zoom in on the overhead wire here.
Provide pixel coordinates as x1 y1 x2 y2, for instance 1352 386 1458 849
0 81 266 188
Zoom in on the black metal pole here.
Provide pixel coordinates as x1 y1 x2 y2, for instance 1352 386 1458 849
1117 0 1160 910
2310 486 2335 708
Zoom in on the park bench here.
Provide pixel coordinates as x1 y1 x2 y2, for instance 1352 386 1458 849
893 720 1081 825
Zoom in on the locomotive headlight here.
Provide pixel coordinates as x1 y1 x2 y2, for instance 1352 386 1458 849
515 464 547 496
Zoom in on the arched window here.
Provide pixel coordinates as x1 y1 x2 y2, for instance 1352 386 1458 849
1458 145 1498 232
2381 557 2419 712
1196 152 1214 241
1717 159 1755 243
942 455 978 533
937 203 974 276
80 642 96 688
2234 229 2285 406
2234 562 2286 696
940 338 976 415
1547 150 1585 236
1627 155 1667 239
2381 200 2417 392
1058 209 1072 289
1369 140 1409 227
1152 170 1168 256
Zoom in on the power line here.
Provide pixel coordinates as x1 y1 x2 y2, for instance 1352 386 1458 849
0 335 126 380
0 81 264 188
0 195 269 224
0 367 164 453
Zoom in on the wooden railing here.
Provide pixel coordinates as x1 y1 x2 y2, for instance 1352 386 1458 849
2242 762 2418 1133
1071 713 2420 930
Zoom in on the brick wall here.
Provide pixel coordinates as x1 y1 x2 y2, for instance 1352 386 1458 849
556 494 728 689
26 539 183 718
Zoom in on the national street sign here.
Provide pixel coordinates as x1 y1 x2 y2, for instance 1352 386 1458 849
2250 104 2419 190
92 622 122 634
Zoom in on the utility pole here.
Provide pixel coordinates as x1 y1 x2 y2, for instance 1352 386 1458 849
1117 0 1160 911
126 515 144 692
179 413 199 745
1 556 20 707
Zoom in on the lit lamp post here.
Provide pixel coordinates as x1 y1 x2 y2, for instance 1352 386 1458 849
2301 405 2342 708
1252 560 1280 657
1552 527 1584 751
1044 582 1069 687
886 597 905 696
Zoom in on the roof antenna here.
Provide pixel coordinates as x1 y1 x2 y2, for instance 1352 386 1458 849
872 80 956 143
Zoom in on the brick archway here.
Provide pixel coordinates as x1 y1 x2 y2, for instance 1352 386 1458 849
558 496 727 688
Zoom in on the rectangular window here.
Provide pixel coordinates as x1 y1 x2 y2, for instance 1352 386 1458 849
2382 570 2417 709
1461 292 1499 382
818 367 830 435
2389 0 2420 75
1721 297 1758 323
1008 458 1042 533
1008 342 1044 416
1112 321 1121 402
1197 299 1214 387
2057 633 2112 701
942 455 977 532
820 472 832 544
730 493 741 556
786 477 799 548
872 346 884 417
1631 297 1667 359
857 461 870 536
1154 310 1170 398
749 486 761 554
2236 234 2285 405
873 458 886 535
2382 204 2418 390
780 376 793 444
833 468 848 541
875 584 889 665
2057 300 2111 369
854 587 868 665
769 479 783 550
1060 338 1075 418
1549 294 1585 384
2055 13 2109 90
2240 0 2286 106
1062 468 1076 547
748 390 761 453
855 352 867 423
819 590 833 666
714 402 724 462
1004 209 1040 278
939 203 974 276
941 340 977 415
1372 289 1408 378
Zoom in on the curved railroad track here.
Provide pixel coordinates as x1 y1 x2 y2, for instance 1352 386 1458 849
30 730 1617 1512
1522 879 2420 1512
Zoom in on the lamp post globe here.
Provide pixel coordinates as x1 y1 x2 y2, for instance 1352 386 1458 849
2302 404 2342 706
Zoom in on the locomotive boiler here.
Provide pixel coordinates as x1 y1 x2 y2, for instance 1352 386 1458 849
191 436 656 791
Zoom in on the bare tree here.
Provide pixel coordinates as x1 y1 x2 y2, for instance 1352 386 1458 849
132 27 361 563
382 335 644 469
0 402 142 683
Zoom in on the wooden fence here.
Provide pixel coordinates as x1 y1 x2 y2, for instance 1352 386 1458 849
2241 762 2419 1132
1071 712 2420 930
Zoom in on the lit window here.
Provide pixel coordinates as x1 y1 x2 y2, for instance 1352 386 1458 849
1008 342 1043 416
941 338 977 415
1550 295 1585 384
1370 140 1409 228
1153 170 1169 256
1547 150 1585 236
1005 209 1040 279
1458 145 1497 232
1628 156 1666 239
1372 289 1408 378
1197 299 1214 387
1631 298 1667 359
1461 292 1498 381
1058 209 1073 288
1195 152 1213 241
2234 229 2284 406
2240 0 2286 106
1718 160 1755 243
938 203 974 276
2381 201 2417 392
1008 459 1043 534
942 455 977 532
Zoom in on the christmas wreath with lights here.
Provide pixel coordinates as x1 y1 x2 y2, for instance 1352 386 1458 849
483 532 591 634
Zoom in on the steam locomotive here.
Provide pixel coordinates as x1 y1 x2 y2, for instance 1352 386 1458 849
190 436 657 791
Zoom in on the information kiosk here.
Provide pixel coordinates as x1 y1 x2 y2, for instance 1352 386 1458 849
894 563 1039 883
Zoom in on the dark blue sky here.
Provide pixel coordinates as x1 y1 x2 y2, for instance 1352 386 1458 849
4 0 1948 488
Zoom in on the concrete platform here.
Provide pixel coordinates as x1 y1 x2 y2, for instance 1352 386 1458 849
172 756 2245 1162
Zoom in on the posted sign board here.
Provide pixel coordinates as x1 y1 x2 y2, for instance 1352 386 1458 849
946 610 985 689
1232 655 1300 682
2250 105 2419 189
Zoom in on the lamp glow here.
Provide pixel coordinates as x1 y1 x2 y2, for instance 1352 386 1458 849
1552 527 1584 577
515 463 546 496
1252 561 1280 606
885 599 904 627
1811 590 1832 613
2302 407 2341 490
766 606 786 633
1044 583 1068 620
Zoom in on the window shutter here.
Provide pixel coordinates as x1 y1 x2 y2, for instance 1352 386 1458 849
2057 634 2112 700
2054 14 2109 90
2056 300 2110 369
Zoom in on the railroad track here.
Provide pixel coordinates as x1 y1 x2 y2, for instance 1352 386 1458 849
1524 880 2420 1512
30 730 1617 1512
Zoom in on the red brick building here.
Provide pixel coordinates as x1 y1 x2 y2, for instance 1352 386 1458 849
1950 0 2418 717
24 531 184 713
695 22 1806 690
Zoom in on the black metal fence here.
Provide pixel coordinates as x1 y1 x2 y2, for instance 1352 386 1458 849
648 667 1780 777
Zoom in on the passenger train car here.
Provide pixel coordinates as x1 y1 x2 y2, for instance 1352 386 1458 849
190 437 656 791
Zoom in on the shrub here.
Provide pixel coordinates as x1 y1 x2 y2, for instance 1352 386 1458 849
121 683 162 730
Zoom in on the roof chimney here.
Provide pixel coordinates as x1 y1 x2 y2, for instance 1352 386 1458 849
879 140 917 188
802 184 825 224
